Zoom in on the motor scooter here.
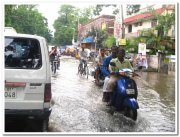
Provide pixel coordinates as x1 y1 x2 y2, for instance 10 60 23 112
109 62 139 121
90 66 105 86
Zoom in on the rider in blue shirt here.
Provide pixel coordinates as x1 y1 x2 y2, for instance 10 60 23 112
101 54 112 77
101 46 119 102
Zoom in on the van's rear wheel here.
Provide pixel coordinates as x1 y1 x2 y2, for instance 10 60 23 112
40 118 49 132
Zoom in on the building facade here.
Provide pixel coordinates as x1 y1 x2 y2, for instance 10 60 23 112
124 5 175 39
78 15 115 49
79 15 115 38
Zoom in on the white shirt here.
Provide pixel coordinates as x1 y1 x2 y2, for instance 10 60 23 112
80 48 90 60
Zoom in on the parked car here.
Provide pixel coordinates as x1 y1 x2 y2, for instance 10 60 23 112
4 28 52 131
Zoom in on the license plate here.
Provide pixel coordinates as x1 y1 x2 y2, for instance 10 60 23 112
5 87 17 99
126 89 135 94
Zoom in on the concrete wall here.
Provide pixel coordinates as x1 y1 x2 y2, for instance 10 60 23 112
130 53 175 74
147 55 159 69
168 62 175 72
130 53 158 69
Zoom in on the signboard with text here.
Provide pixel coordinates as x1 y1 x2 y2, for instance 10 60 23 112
138 43 146 55
119 39 126 45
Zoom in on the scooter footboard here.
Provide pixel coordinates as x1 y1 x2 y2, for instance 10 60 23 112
123 98 139 109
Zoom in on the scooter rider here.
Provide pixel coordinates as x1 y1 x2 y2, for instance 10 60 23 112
101 45 119 102
106 48 134 106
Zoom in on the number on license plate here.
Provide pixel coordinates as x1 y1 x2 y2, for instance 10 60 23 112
126 89 135 94
5 87 17 98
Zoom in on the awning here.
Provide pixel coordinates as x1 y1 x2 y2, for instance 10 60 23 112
81 36 93 43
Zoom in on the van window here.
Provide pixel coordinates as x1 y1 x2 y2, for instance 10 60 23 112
5 37 42 69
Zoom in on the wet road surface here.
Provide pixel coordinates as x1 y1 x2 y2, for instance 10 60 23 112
48 56 176 133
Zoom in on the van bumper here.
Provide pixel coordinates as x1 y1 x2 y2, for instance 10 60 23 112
5 108 52 120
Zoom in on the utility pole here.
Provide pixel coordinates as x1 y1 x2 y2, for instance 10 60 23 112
72 28 75 45
121 4 125 39
77 17 79 44
95 29 97 52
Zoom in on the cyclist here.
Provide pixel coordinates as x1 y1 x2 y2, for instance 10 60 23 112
79 45 89 74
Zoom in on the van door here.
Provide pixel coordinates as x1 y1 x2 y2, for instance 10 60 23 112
5 36 47 110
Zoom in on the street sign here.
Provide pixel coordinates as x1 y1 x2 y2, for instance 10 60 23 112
119 39 126 45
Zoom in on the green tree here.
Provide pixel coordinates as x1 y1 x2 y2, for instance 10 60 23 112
78 6 94 24
93 4 140 15
126 5 141 15
125 37 139 53
5 5 52 43
86 27 108 48
154 9 175 37
138 28 174 55
93 5 117 15
53 5 77 45
103 36 116 48
53 5 94 46
5 5 16 26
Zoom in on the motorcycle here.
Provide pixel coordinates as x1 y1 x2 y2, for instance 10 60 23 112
109 62 139 121
90 65 105 86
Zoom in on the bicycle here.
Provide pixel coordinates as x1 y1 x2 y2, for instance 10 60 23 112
78 59 89 79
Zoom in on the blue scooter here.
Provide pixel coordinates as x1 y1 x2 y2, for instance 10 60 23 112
110 62 139 121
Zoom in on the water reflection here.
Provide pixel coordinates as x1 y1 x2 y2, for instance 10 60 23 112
135 71 175 132
139 72 175 107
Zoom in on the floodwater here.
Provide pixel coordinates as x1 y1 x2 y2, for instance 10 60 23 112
48 56 176 133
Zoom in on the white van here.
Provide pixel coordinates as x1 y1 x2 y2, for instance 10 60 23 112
4 29 52 131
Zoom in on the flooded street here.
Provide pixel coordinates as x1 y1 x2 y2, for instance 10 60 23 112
48 56 176 133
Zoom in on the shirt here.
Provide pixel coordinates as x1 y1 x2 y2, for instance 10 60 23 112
96 55 106 65
80 49 89 60
101 54 112 77
109 58 134 72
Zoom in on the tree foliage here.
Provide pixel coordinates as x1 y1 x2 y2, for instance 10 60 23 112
103 36 116 48
5 5 52 43
86 27 108 48
154 9 175 37
138 28 174 55
53 5 94 46
93 4 140 16
5 5 16 26
93 5 117 15
126 5 140 15
125 37 139 53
